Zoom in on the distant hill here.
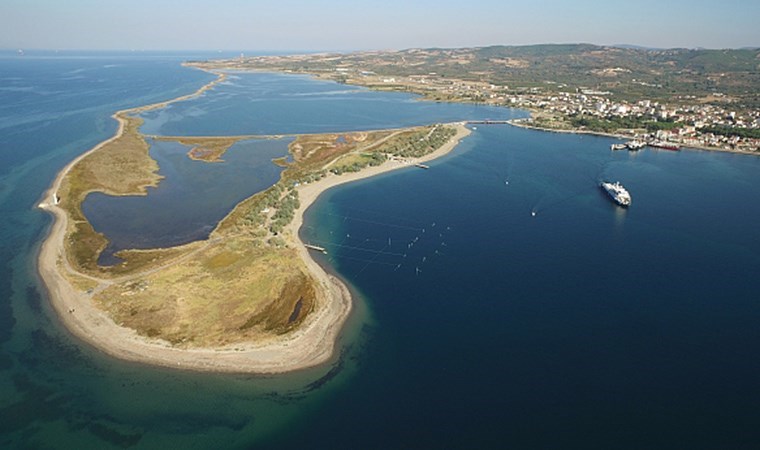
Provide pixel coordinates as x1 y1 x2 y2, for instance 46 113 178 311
206 44 760 109
609 44 663 50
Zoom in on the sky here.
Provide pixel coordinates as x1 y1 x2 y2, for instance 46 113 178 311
1 0 759 51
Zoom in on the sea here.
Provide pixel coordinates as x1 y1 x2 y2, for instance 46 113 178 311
1 51 760 449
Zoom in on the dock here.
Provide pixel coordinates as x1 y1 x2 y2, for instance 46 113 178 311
304 244 327 254
467 120 511 125
415 163 429 169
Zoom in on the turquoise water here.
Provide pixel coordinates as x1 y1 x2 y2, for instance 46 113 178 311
2 52 760 449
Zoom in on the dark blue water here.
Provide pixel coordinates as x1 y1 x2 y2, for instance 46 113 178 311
3 52 760 449
297 125 760 449
82 138 291 264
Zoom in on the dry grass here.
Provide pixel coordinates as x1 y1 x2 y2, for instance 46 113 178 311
94 243 316 346
154 136 248 162
59 114 162 275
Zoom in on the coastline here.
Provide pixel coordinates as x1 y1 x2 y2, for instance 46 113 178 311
208 63 757 158
36 63 472 373
507 117 760 156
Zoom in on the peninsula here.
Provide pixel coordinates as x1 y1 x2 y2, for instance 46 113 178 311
37 68 469 373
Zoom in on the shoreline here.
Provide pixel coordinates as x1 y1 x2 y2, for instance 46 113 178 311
201 64 757 158
507 117 760 156
36 63 472 373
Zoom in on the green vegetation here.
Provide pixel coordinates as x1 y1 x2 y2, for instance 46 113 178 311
269 190 299 235
330 152 386 175
570 114 683 133
384 126 457 158
699 125 760 139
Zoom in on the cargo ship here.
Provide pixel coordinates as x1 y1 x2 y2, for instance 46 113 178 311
600 181 631 207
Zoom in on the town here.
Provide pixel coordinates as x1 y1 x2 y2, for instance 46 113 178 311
344 71 760 153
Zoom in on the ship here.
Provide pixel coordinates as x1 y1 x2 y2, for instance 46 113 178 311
625 140 646 151
649 140 681 151
610 143 627 151
600 181 631 207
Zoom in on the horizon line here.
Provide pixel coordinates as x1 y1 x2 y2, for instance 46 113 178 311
2 42 759 54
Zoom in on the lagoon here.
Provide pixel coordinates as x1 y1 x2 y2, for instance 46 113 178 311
82 71 523 264
82 137 290 264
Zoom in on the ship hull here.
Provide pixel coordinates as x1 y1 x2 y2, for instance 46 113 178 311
600 182 631 207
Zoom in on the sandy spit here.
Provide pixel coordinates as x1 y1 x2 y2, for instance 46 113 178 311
37 74 471 373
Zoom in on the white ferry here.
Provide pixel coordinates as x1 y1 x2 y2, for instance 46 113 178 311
600 181 631 207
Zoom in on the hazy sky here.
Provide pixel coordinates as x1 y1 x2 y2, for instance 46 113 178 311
2 0 758 51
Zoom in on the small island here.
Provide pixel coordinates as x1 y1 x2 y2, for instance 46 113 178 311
37 69 469 373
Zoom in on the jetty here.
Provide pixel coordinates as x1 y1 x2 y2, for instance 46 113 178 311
304 244 327 254
467 120 511 125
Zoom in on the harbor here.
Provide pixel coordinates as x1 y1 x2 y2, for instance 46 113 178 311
611 139 681 152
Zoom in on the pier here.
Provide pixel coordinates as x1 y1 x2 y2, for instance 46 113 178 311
304 244 327 254
467 120 511 125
